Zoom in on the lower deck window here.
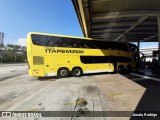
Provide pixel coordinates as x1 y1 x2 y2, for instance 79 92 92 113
80 56 132 64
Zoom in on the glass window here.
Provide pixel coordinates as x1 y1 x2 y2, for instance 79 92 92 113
31 34 95 49
31 34 62 47
61 38 73 47
80 56 108 64
116 43 129 52
80 56 94 64
108 56 116 63
128 43 139 53
31 34 129 52
94 56 108 63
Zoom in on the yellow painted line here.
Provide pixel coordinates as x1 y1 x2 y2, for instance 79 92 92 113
109 92 123 96
64 99 87 105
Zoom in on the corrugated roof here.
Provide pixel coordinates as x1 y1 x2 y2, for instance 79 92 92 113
72 0 160 42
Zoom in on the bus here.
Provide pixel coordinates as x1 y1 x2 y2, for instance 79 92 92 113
27 32 135 78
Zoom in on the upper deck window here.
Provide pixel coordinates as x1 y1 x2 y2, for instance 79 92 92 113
31 34 129 52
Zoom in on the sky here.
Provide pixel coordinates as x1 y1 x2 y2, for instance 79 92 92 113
0 0 83 46
0 0 158 48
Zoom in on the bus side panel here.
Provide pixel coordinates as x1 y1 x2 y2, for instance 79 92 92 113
44 56 56 76
56 55 79 71
82 63 114 73
31 56 45 77
32 65 45 76
93 63 114 72
27 43 33 76
82 64 95 73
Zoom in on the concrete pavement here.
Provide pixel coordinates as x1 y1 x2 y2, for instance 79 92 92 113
0 73 147 120
0 63 27 80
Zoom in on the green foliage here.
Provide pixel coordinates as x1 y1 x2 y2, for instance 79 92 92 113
0 44 26 63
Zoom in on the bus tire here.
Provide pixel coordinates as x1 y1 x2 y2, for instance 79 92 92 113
126 65 132 73
72 67 82 77
57 67 69 78
118 65 124 73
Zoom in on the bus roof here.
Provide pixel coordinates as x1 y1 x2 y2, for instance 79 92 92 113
28 32 92 40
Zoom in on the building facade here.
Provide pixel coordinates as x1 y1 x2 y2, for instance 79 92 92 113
0 32 4 45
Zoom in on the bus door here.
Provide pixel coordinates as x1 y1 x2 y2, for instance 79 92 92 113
45 56 56 76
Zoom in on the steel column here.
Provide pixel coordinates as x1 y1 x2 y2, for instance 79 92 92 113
122 34 126 42
158 16 160 60
137 41 140 50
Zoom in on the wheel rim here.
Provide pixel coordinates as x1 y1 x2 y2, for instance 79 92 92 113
61 70 67 76
74 69 80 75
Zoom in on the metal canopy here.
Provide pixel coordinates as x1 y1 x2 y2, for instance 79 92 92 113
72 0 160 42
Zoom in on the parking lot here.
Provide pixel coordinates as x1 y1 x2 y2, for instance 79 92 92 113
0 64 160 120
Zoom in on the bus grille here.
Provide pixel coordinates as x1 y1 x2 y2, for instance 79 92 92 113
33 56 44 65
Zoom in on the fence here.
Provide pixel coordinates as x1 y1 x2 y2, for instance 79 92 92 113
0 54 26 63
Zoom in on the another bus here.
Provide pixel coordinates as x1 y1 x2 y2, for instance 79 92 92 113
27 32 135 77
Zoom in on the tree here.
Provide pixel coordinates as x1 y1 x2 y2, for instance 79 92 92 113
0 44 5 48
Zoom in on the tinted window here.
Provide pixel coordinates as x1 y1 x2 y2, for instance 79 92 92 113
117 56 132 62
94 56 108 63
116 43 130 52
108 56 131 63
108 56 116 63
31 34 95 49
80 56 94 63
31 34 129 52
32 34 54 46
80 56 131 64
128 43 139 53
94 40 129 51
80 56 108 64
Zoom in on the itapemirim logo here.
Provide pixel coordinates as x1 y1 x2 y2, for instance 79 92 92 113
45 48 84 54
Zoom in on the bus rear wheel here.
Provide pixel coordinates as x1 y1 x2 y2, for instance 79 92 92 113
72 67 82 77
126 65 132 73
57 68 69 78
118 65 124 73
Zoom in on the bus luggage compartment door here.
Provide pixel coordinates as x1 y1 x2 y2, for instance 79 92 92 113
45 56 56 76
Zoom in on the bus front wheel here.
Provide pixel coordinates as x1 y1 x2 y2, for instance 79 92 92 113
72 67 82 77
57 68 69 78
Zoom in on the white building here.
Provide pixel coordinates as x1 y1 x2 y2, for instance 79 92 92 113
140 47 158 62
0 32 4 45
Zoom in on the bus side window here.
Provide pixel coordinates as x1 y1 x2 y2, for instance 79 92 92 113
63 37 72 47
69 39 75 47
117 43 129 52
84 44 88 48
35 40 39 45
62 42 66 47
80 56 94 64
87 40 95 49
73 44 77 48
54 37 63 47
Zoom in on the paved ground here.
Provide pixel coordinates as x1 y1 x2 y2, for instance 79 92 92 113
0 73 149 120
0 63 27 80
0 64 160 120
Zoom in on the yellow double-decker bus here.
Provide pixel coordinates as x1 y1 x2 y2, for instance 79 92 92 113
27 32 135 78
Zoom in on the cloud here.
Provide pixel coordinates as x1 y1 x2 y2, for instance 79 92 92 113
141 45 158 49
17 38 26 46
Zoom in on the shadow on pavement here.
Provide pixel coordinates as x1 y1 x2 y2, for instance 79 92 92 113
123 74 160 120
